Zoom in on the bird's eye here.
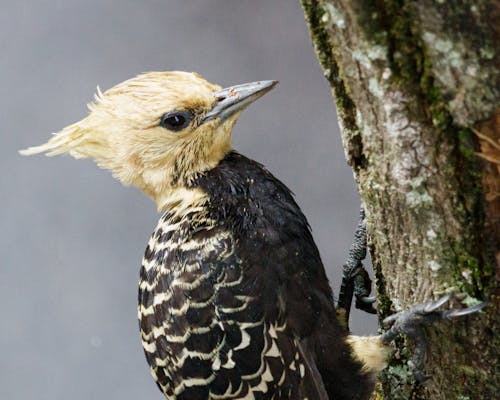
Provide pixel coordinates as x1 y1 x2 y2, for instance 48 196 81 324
160 111 193 131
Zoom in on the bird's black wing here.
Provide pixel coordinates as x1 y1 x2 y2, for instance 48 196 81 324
138 217 328 400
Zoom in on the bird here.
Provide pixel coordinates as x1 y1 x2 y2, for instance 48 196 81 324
20 71 485 399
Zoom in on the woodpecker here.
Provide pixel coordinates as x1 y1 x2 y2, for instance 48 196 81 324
21 71 485 399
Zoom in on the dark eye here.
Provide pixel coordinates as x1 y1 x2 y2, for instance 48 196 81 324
160 110 193 131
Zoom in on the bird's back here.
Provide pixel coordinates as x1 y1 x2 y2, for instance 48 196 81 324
138 151 373 400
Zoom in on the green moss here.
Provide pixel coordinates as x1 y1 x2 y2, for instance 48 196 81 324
459 365 476 377
450 127 492 297
374 257 393 319
301 0 357 131
451 241 494 296
301 0 366 168
457 252 482 290
457 129 477 159
351 0 387 44
382 1 424 90
372 383 385 400
379 362 416 400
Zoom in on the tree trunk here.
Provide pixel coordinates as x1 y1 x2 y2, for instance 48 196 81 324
300 1 500 399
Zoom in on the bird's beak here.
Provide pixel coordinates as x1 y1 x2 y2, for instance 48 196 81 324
201 80 278 124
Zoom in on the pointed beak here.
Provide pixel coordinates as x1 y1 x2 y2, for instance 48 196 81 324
201 80 278 124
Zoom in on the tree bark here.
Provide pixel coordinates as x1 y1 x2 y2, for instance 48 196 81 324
300 1 500 399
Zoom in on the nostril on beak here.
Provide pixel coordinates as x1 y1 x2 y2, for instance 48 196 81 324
215 87 237 102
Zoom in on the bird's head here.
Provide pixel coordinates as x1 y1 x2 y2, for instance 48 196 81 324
21 71 277 209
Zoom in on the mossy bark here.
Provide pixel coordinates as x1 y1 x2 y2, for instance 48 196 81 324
301 1 500 399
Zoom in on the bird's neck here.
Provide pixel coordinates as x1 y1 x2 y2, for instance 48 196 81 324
135 158 222 211
152 185 209 214
139 143 234 211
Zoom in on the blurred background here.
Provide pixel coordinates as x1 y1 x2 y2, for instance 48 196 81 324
1 1 376 399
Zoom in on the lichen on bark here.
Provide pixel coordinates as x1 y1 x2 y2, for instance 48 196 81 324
301 0 500 399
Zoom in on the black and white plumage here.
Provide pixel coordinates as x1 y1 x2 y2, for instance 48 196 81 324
138 152 373 399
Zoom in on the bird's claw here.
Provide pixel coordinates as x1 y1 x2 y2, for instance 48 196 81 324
359 295 377 304
353 268 377 314
381 293 487 383
356 296 377 315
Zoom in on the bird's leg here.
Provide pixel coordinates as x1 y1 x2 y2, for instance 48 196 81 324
381 293 487 382
337 207 376 328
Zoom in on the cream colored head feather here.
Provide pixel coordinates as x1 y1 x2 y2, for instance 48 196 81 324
21 72 229 209
20 71 277 210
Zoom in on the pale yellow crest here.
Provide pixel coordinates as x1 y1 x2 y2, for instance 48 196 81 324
20 71 238 210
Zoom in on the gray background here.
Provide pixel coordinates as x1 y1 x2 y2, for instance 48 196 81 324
1 1 376 399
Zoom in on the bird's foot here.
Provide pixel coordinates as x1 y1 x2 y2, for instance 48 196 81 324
338 207 376 327
381 293 487 382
